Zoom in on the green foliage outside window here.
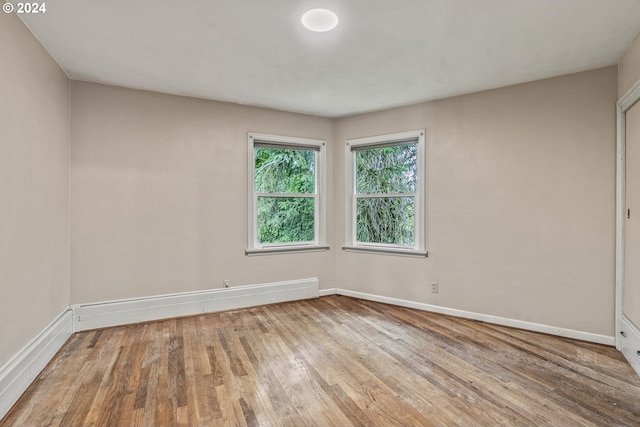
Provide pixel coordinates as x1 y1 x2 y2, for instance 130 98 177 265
356 197 414 245
255 147 315 194
255 147 315 243
257 197 315 243
254 143 417 246
355 144 417 245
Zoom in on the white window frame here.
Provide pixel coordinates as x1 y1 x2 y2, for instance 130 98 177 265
246 132 328 255
343 130 427 257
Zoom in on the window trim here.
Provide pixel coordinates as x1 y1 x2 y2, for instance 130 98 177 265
247 132 327 255
343 129 426 257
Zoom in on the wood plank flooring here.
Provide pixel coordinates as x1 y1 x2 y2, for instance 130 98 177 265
2 295 640 426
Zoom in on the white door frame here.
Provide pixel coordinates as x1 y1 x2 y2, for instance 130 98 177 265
616 79 640 358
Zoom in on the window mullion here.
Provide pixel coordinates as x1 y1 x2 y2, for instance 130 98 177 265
355 192 416 199
256 193 315 198
314 193 319 243
352 155 358 245
253 192 259 248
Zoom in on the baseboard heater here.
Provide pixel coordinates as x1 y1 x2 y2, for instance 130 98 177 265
73 278 319 331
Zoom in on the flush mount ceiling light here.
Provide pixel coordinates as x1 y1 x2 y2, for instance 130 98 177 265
301 9 338 32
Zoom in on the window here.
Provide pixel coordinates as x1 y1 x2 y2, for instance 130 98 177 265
344 130 427 257
247 133 327 255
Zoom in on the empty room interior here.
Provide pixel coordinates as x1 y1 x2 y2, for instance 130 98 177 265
3 1 640 426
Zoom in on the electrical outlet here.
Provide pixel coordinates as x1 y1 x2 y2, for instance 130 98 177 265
431 281 438 293
223 280 230 288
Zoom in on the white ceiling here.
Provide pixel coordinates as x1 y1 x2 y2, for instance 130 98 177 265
19 0 640 117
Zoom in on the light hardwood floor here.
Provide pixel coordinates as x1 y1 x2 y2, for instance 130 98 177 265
2 295 640 426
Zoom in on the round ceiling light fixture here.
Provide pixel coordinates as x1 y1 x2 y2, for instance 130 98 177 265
301 9 338 32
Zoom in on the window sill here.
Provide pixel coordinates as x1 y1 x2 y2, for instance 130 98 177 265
341 245 428 258
246 245 330 256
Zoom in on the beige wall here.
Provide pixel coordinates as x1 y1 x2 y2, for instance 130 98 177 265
334 67 618 336
0 14 70 365
72 68 617 336
70 82 335 304
619 33 640 97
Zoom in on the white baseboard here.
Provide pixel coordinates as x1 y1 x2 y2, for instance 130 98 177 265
333 289 615 346
0 309 73 420
73 278 319 331
318 288 337 297
620 316 640 376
